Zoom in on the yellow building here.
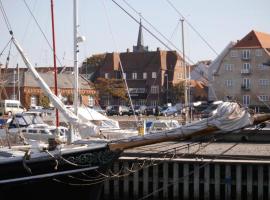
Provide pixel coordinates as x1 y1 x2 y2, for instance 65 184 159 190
209 30 270 112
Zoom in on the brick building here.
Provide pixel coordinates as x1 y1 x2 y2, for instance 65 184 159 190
0 67 97 109
81 21 187 107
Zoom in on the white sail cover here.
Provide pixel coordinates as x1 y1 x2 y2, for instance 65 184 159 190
119 102 253 142
12 37 98 133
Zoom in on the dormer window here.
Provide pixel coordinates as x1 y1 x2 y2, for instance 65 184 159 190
152 72 157 79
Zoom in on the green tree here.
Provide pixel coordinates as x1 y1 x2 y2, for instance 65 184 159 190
170 81 185 104
94 77 128 102
39 95 50 108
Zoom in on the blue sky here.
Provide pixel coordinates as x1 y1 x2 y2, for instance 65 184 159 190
0 0 269 67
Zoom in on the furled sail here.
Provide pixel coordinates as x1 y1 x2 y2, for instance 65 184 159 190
11 36 98 134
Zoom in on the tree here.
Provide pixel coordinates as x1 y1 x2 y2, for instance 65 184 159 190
170 81 185 104
94 77 128 102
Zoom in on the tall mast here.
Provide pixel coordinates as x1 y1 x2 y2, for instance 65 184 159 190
181 18 189 123
50 0 59 126
17 63 20 102
73 0 79 116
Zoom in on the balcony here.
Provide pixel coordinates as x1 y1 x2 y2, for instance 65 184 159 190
241 56 251 61
241 69 251 75
241 85 250 91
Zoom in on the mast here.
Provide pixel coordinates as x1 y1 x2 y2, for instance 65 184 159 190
17 63 20 102
181 18 189 123
50 0 59 127
73 0 79 116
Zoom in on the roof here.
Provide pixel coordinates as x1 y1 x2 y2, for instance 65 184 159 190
23 71 93 89
234 30 270 49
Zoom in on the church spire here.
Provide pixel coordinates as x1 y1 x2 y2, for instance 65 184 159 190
133 18 148 52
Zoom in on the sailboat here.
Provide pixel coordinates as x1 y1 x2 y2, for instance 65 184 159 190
1 2 270 200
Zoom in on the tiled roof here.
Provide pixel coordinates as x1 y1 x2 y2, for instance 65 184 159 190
23 71 93 89
234 30 270 48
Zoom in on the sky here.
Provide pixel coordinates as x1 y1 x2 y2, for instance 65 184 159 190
0 0 269 68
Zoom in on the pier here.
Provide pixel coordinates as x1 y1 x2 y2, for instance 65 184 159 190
102 129 270 200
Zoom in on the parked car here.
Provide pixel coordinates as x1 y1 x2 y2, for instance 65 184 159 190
0 100 24 116
145 106 162 116
106 105 130 116
129 105 147 115
160 106 180 117
90 105 107 116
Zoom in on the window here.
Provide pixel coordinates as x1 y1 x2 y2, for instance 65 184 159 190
151 100 158 106
224 64 233 71
129 88 146 93
105 73 109 79
259 79 269 88
258 64 269 70
30 96 37 107
225 79 233 88
242 63 250 70
242 78 250 89
132 72 137 80
241 63 251 73
200 71 204 76
255 49 262 56
258 95 269 102
152 72 157 79
242 49 250 60
150 85 159 94
143 72 147 79
230 50 238 57
242 95 250 106
88 96 94 107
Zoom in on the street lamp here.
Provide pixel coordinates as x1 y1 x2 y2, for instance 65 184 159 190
164 73 168 104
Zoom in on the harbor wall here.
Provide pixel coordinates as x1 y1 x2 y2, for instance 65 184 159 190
102 158 270 200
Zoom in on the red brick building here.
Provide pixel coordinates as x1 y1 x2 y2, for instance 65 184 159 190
0 67 97 109
81 21 187 107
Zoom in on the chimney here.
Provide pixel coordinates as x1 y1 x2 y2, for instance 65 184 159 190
127 48 130 53
157 47 160 51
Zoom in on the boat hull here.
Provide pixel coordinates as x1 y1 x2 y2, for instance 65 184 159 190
0 145 120 200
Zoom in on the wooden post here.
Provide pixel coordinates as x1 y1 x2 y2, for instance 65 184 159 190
225 165 231 200
247 165 253 200
143 165 149 197
258 165 263 200
173 163 179 199
114 162 119 200
236 165 242 200
163 162 168 199
183 163 189 200
215 164 220 199
104 179 110 200
123 162 129 199
204 165 210 200
133 165 139 200
194 164 200 199
153 165 159 199
269 166 270 200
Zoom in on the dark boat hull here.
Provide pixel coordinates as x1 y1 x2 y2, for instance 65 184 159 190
0 145 120 200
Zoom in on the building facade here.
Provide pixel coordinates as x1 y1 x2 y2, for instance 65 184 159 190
0 68 97 109
81 21 187 107
209 30 270 112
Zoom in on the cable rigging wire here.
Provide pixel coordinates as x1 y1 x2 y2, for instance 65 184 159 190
22 0 64 68
101 0 138 122
165 0 219 56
